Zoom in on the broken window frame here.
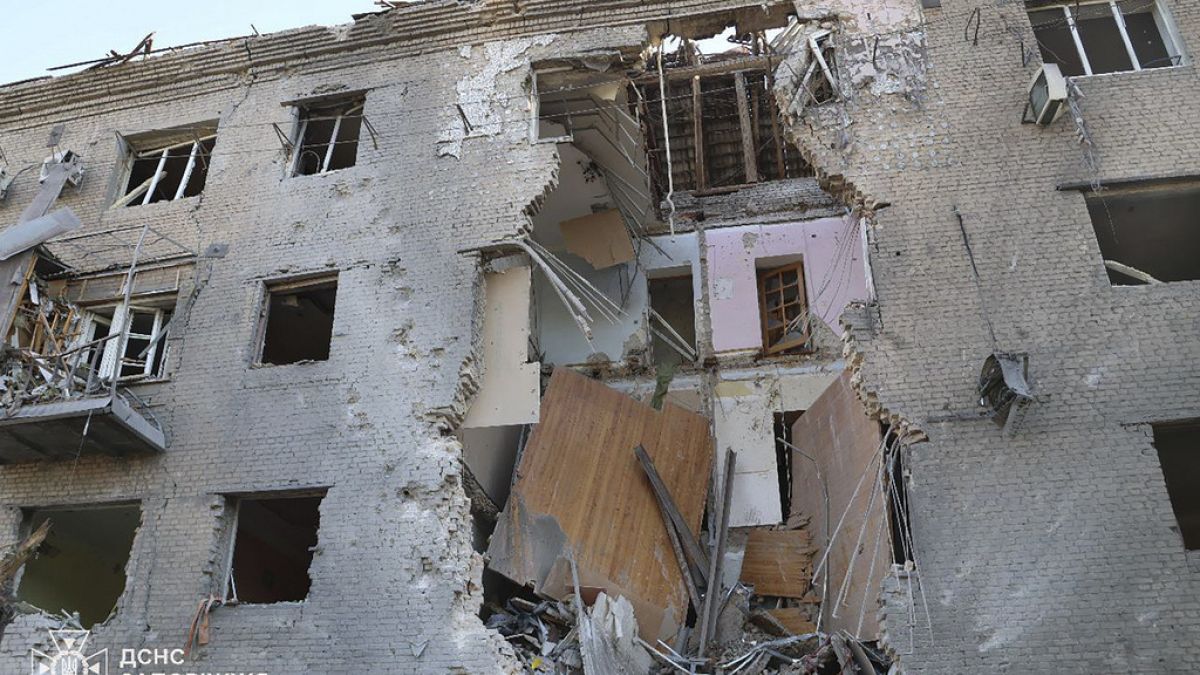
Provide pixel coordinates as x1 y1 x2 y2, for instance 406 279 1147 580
76 300 174 383
1027 0 1183 76
219 489 327 605
117 133 217 207
757 261 811 355
253 273 339 366
804 31 839 105
288 96 367 177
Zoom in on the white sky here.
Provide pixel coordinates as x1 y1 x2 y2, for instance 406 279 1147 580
0 1 380 85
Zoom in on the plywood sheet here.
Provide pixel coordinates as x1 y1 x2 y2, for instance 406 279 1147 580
790 371 885 639
739 529 814 597
559 209 635 269
487 368 713 642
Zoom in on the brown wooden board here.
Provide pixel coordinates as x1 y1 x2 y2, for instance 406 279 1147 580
790 370 886 639
486 368 713 642
739 528 814 598
765 607 817 636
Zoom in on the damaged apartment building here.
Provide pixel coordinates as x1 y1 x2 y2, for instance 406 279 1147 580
0 0 1197 672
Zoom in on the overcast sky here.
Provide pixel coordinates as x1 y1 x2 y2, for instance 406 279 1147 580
0 1 379 85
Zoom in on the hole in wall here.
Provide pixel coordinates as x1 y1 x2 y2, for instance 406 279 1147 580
16 503 141 628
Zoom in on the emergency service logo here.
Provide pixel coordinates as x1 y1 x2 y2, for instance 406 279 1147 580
30 629 107 675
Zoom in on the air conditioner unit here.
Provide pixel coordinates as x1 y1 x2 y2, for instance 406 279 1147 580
1022 63 1067 126
978 352 1033 437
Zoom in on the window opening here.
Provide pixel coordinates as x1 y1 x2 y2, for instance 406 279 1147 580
78 301 174 382
258 275 338 365
882 426 913 565
1082 179 1200 284
757 261 810 354
16 504 141 628
223 493 325 604
1151 421 1200 550
291 96 366 176
1028 0 1180 76
121 132 216 206
647 273 697 365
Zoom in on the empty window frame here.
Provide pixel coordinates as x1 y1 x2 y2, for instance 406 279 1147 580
291 96 366 176
647 273 698 365
757 261 810 354
1083 179 1200 284
16 503 141 628
257 274 338 365
1027 0 1182 77
1151 421 1200 550
76 301 174 382
222 492 325 604
120 129 216 206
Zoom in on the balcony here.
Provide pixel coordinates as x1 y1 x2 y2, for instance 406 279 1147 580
0 392 165 463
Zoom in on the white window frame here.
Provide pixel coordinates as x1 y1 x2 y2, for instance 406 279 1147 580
1035 0 1183 76
123 135 216 206
84 303 170 382
290 100 365 177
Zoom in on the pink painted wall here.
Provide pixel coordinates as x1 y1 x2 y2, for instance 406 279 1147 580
706 217 868 353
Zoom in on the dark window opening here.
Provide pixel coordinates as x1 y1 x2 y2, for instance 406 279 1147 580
1028 8 1088 76
647 274 697 365
1121 1 1173 68
774 410 804 520
16 504 141 628
292 96 365 176
1028 1 1179 77
1151 421 1200 550
122 133 216 206
259 275 338 365
882 425 913 564
1083 180 1200 284
227 493 325 604
757 261 810 355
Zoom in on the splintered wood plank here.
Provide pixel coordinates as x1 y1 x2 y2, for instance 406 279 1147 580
487 368 713 642
739 528 814 598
